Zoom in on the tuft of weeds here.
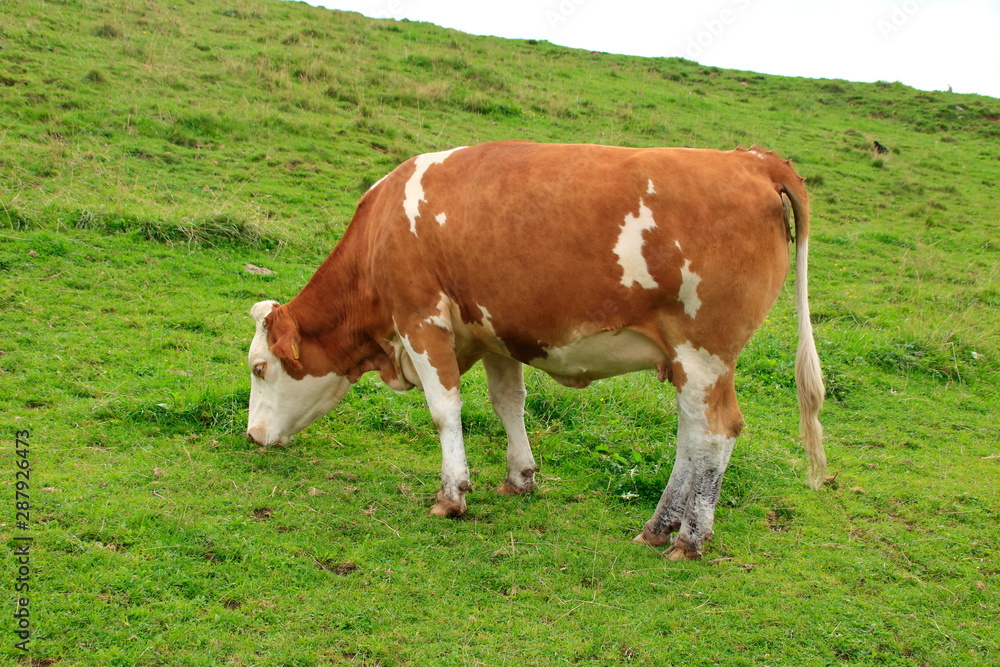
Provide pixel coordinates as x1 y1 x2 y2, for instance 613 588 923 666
93 22 124 39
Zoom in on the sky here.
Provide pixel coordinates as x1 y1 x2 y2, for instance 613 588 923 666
305 0 1000 99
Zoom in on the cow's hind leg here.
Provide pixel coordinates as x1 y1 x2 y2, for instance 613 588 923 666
633 436 693 547
666 382 740 561
482 355 538 495
636 346 742 560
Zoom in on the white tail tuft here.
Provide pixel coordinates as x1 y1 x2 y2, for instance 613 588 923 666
794 238 826 489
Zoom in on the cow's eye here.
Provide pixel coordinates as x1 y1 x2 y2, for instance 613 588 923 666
253 363 267 378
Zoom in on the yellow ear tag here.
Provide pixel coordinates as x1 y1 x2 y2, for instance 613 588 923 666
291 344 300 360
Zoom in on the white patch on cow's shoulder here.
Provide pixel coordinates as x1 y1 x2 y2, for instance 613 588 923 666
477 306 495 333
615 198 658 289
674 342 728 400
435 212 447 225
423 293 453 332
404 147 466 236
678 259 702 318
475 306 508 353
451 304 510 358
647 179 657 195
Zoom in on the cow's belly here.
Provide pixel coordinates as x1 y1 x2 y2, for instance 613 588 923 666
528 329 666 388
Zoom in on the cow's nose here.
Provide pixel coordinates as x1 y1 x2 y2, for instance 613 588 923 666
247 426 267 446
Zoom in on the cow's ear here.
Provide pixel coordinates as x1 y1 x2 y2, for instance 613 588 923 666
265 306 304 371
271 334 303 371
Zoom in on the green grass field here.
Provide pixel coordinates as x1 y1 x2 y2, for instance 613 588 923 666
2 0 998 664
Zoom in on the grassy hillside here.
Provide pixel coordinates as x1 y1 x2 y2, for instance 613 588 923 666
2 0 998 665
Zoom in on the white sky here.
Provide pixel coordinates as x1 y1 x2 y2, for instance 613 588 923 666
305 0 1000 99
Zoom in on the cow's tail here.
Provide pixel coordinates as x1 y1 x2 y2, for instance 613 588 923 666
780 175 827 490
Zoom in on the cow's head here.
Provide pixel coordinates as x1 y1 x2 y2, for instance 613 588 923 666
246 301 351 446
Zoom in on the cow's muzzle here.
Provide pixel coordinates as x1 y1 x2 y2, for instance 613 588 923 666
246 426 282 446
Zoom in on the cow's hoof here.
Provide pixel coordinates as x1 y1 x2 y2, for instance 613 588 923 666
665 535 706 561
497 480 537 495
666 545 702 561
497 477 538 496
429 501 465 518
497 467 538 496
633 529 671 547
665 545 701 561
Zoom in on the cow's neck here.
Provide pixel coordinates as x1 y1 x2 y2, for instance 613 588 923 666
282 234 398 385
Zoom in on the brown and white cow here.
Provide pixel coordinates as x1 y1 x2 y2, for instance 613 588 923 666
246 141 826 560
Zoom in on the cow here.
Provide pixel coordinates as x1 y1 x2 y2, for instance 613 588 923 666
246 141 826 560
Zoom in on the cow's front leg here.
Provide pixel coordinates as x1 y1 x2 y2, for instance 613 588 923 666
636 355 742 560
400 333 470 517
482 355 538 495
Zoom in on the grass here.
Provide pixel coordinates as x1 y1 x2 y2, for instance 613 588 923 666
1 0 999 664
